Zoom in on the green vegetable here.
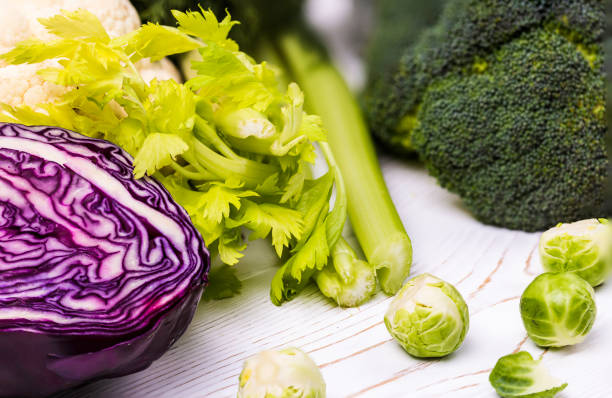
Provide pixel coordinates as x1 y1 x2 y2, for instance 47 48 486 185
315 238 376 307
384 273 469 357
540 218 612 286
365 0 607 231
137 0 304 55
202 265 242 301
489 351 567 398
132 0 413 300
0 9 347 305
520 272 596 347
366 0 448 103
279 35 412 295
238 347 326 398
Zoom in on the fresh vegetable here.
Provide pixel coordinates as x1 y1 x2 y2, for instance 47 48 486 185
238 347 326 398
0 123 208 398
202 265 242 301
384 273 469 357
0 9 350 305
365 0 607 231
131 0 303 55
315 237 376 307
0 0 180 109
540 218 612 287
520 272 596 347
489 351 567 398
132 0 413 298
366 0 448 96
279 35 412 296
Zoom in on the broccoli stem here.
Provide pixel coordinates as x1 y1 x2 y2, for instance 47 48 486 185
278 33 412 294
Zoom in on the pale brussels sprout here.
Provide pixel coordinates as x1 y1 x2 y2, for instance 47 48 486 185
489 351 567 397
520 272 596 347
237 348 326 398
384 273 469 357
539 218 612 286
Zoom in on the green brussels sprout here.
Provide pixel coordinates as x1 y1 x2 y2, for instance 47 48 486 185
540 218 612 286
384 273 469 357
520 272 596 347
237 347 326 398
489 351 567 398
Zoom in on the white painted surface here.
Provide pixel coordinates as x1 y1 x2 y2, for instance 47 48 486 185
56 156 612 398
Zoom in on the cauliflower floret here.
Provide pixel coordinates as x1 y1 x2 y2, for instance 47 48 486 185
53 0 141 38
0 62 68 107
137 58 183 84
0 4 33 57
0 0 140 54
0 0 180 108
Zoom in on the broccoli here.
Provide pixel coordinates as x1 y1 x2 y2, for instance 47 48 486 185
365 0 607 231
604 0 612 214
366 0 448 85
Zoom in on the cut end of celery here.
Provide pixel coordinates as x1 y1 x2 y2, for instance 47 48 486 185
371 233 413 295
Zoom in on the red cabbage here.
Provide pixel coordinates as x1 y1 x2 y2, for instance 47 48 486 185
0 123 209 397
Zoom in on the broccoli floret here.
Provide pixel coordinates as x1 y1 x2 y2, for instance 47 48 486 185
365 0 607 231
366 0 448 83
601 35 612 214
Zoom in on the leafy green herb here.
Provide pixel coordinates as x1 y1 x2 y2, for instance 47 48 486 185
202 265 243 301
134 1 414 302
0 8 347 305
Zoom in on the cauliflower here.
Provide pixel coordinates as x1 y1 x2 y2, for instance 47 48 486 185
0 63 67 108
0 0 181 108
138 58 183 84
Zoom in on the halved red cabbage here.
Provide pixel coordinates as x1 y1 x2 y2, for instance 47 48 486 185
0 123 209 397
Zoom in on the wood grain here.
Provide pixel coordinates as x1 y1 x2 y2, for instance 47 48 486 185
54 157 612 398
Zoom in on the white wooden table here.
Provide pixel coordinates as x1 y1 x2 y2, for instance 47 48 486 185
56 156 612 398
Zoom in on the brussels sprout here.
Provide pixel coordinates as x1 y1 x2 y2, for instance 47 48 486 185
489 351 567 398
539 218 612 286
384 273 469 357
520 272 596 347
238 348 326 398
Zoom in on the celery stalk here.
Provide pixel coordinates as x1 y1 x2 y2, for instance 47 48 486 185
278 33 412 294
